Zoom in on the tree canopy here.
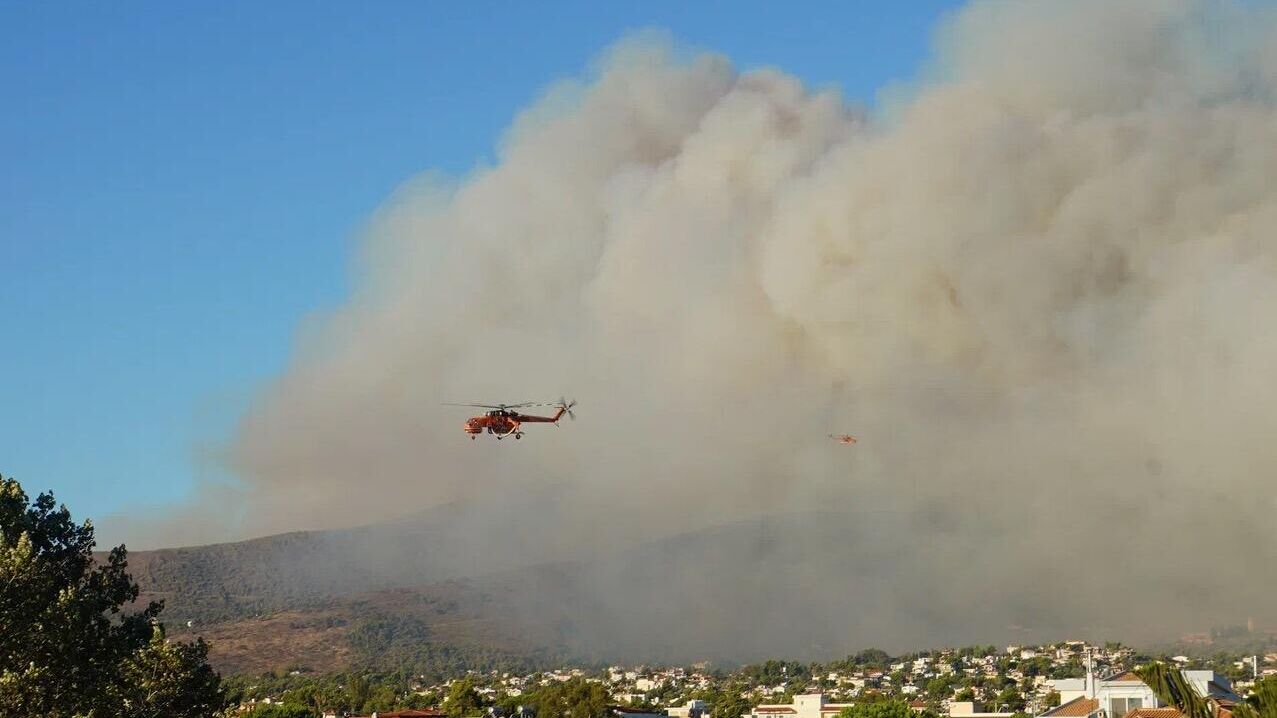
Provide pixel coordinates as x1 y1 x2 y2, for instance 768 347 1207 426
837 700 937 718
445 677 486 717
710 687 755 718
243 704 320 718
523 677 612 718
0 474 226 717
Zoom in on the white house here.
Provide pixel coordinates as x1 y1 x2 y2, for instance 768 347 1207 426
669 700 708 718
948 701 1018 718
743 694 854 718
1039 669 1239 718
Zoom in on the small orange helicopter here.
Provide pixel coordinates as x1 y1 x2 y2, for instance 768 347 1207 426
446 399 577 440
829 433 858 445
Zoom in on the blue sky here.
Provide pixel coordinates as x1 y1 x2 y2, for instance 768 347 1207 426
1 1 963 542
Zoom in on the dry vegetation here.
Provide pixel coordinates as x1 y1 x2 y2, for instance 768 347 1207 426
164 579 569 676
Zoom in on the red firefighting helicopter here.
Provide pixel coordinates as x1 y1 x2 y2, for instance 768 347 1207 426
829 433 858 445
445 398 577 440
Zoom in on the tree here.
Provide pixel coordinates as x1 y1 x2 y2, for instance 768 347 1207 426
446 677 485 717
838 700 937 718
994 687 1025 712
116 626 225 717
1249 677 1277 718
243 705 319 718
1137 663 1276 718
711 687 754 718
348 673 374 711
0 475 226 717
526 677 611 718
926 676 957 699
1053 660 1085 680
855 650 893 667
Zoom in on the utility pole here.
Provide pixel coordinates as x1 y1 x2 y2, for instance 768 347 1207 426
1085 647 1096 700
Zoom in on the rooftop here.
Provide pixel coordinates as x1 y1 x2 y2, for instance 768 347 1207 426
1123 709 1184 718
1043 698 1100 718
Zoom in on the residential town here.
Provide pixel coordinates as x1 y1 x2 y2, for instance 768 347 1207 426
231 641 1277 718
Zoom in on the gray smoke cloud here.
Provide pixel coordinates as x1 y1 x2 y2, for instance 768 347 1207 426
118 0 1277 654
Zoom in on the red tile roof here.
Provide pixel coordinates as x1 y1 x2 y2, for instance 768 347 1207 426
1108 671 1145 683
1123 709 1183 718
1044 697 1100 718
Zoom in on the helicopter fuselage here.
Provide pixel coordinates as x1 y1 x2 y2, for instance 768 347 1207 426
464 412 519 438
463 407 566 439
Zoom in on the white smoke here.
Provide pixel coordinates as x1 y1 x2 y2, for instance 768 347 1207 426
133 1 1277 651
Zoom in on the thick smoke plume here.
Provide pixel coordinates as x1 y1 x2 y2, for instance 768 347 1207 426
133 0 1277 655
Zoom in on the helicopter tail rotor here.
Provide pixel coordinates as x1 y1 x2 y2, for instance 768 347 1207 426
557 397 577 422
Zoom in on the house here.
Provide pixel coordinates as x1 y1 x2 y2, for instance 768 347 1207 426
1039 669 1240 718
743 693 854 718
669 700 707 718
1048 679 1087 705
948 702 1018 718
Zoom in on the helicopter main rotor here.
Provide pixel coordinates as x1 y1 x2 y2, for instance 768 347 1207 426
442 402 536 411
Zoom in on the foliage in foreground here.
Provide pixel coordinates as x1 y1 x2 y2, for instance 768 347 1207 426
0 474 226 717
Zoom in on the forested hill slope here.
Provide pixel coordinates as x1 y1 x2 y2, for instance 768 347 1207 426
118 510 1030 672
119 494 572 625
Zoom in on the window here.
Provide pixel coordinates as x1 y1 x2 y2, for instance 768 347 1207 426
1110 698 1143 717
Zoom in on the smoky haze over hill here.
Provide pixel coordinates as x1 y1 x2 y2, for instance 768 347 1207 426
116 0 1277 657
129 509 1172 663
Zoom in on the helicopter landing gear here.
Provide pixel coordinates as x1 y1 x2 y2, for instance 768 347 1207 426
515 432 523 440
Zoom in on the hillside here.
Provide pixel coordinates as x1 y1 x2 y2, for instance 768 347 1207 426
125 509 1169 675
166 577 573 677
123 492 575 625
125 510 897 671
